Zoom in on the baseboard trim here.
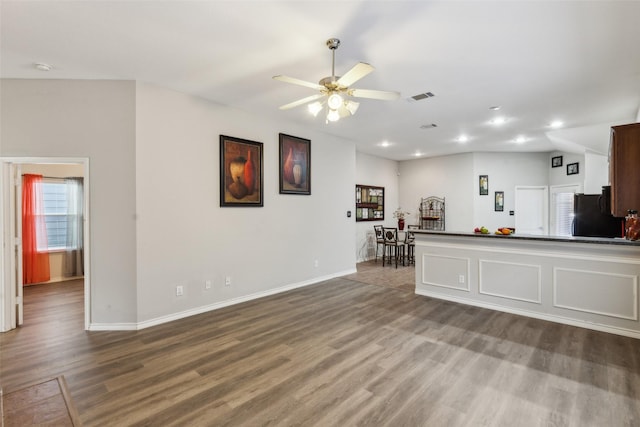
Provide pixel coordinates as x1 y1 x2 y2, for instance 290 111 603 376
415 288 640 340
88 269 356 331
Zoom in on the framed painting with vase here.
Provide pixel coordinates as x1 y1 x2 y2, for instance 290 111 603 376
220 135 263 207
279 133 311 195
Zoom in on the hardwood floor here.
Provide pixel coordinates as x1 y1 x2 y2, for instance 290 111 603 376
1 267 640 426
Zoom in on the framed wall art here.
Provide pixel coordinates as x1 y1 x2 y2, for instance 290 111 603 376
355 184 384 221
279 133 311 195
567 162 579 175
552 155 563 168
494 191 504 212
220 135 263 207
479 175 489 195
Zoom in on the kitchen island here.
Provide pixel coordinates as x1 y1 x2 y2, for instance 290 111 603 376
413 230 640 338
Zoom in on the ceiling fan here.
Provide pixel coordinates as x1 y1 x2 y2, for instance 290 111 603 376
273 38 400 123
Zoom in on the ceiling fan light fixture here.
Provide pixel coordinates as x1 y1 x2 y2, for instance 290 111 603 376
308 102 323 117
326 108 340 122
327 93 343 110
345 100 360 115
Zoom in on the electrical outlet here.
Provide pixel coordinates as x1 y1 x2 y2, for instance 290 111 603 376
458 275 465 284
314 260 319 268
205 280 212 290
225 276 231 286
176 285 184 296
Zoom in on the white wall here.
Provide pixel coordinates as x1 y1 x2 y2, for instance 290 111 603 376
548 151 585 188
584 151 609 194
134 83 356 322
355 152 399 261
399 153 474 232
473 152 548 231
2 79 357 327
1 79 138 324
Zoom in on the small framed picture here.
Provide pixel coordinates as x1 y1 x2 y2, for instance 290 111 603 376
552 156 563 168
567 162 579 175
495 191 504 212
479 175 488 195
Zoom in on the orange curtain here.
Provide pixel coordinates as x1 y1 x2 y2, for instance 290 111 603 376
22 174 50 284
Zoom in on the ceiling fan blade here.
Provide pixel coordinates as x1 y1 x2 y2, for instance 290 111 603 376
273 75 325 91
279 93 325 110
336 62 374 87
349 88 401 101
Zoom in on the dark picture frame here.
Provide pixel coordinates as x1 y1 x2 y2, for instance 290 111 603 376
279 133 311 195
479 175 489 195
355 184 384 221
495 191 504 212
567 162 579 175
220 135 263 207
552 155 563 168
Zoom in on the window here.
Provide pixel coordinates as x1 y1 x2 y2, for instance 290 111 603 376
41 181 68 250
550 184 581 236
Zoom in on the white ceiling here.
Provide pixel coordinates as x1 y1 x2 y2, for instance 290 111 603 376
2 1 640 161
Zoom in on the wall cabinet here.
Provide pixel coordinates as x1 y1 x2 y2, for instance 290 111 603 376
610 123 640 217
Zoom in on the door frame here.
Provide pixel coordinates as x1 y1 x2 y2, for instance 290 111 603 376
514 185 549 235
549 183 582 236
0 157 91 332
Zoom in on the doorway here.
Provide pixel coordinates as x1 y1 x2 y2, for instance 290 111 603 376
1 157 90 332
515 186 549 235
550 184 582 236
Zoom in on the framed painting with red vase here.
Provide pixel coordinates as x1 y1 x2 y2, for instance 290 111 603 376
279 133 311 195
219 135 263 207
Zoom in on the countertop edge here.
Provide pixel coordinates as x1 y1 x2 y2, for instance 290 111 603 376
412 230 640 246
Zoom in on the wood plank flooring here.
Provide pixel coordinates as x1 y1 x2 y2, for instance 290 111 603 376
2 375 80 426
1 265 640 426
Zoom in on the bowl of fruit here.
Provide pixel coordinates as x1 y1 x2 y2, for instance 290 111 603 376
473 226 490 234
494 227 514 235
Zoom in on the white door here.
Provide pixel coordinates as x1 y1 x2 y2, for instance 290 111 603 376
515 186 549 235
2 163 23 330
13 164 24 326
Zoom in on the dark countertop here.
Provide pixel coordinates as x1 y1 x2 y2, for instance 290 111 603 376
412 229 640 246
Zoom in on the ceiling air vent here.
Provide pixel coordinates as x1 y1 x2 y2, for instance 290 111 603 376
420 124 438 129
411 92 435 101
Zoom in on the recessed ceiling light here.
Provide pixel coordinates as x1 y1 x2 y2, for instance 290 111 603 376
514 136 526 144
413 151 423 157
550 120 564 129
379 141 391 148
457 135 469 143
34 63 52 71
489 106 501 111
490 116 506 125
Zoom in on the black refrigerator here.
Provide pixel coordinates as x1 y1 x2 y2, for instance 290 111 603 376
572 194 624 238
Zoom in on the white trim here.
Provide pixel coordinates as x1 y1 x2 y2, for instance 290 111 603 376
88 268 356 331
553 267 638 321
417 241 640 265
415 288 640 340
420 253 471 292
478 259 542 304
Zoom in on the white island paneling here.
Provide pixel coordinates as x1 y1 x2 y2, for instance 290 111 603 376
414 231 640 338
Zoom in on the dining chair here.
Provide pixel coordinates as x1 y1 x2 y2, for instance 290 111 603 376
405 229 416 265
382 227 405 268
373 225 385 263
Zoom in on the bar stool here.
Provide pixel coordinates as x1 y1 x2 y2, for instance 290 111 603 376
383 227 405 268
